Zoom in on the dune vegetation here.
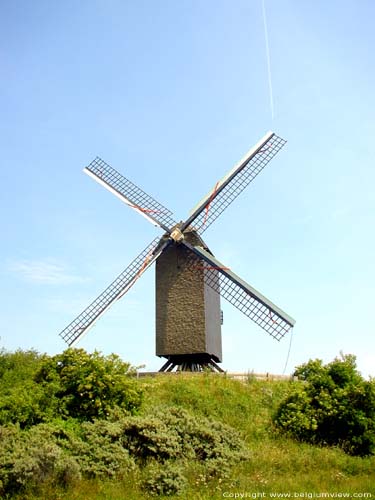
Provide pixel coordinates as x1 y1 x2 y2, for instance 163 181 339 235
0 348 374 499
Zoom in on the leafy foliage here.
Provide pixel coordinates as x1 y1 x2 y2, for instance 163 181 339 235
274 354 375 456
1 348 375 498
120 406 248 466
0 349 41 381
0 424 81 497
143 462 187 496
0 349 248 497
58 419 136 479
0 349 56 427
35 348 143 420
0 349 143 427
0 406 247 496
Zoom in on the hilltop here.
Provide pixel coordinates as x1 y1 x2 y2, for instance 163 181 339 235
0 349 374 499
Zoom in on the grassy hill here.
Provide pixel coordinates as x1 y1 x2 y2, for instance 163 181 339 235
140 373 375 495
0 350 374 499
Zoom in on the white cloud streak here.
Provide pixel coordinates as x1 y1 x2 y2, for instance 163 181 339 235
8 259 86 285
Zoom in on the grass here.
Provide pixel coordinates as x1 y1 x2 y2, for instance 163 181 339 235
12 373 375 499
141 373 375 493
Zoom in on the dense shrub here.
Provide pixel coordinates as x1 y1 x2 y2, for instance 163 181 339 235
0 419 135 496
66 419 136 478
0 405 247 496
121 406 248 466
0 349 249 496
0 349 143 427
0 349 57 427
35 349 143 420
143 462 187 496
0 424 81 496
0 380 56 428
123 407 247 495
0 349 41 381
274 354 375 456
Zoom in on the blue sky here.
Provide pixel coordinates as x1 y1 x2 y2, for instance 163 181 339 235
1 0 374 377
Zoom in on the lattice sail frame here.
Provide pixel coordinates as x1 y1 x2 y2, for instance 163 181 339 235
59 237 166 346
202 268 292 340
85 157 177 231
184 133 286 233
183 242 295 340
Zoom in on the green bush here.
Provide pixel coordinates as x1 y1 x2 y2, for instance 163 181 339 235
0 349 143 427
0 405 247 496
143 462 187 496
0 424 81 497
0 349 248 497
274 354 375 456
0 350 58 428
35 349 143 420
0 380 53 427
121 406 248 467
0 349 41 381
66 419 136 479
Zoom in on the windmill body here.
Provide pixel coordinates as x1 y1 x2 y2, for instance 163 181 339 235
156 228 222 371
59 131 296 371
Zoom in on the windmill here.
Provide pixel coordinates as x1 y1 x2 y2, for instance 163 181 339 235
59 131 295 372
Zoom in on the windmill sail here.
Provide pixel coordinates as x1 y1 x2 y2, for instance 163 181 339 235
183 242 295 340
84 157 177 232
59 237 167 346
181 132 286 233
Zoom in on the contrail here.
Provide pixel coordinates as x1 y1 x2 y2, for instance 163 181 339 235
261 0 274 120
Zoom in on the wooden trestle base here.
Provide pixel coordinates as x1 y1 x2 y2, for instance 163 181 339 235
158 354 224 373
